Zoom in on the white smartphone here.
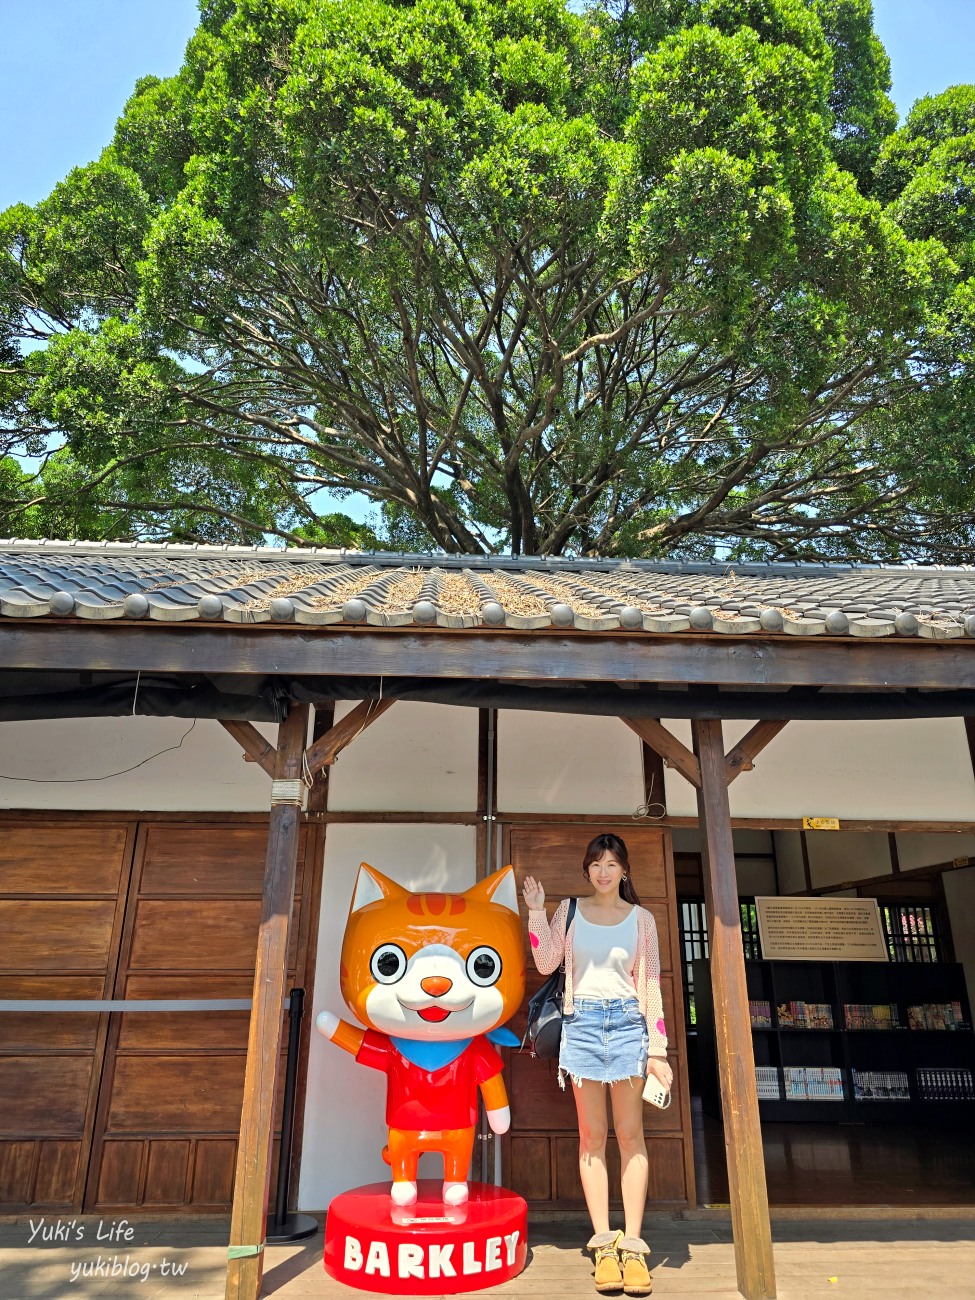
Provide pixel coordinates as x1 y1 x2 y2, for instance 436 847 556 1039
643 1075 672 1109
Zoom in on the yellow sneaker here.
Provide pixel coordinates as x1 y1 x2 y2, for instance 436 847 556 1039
588 1230 623 1293
619 1237 652 1296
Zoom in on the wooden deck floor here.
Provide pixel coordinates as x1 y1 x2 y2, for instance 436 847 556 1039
2 1214 974 1299
693 1104 975 1206
3 1111 973 1297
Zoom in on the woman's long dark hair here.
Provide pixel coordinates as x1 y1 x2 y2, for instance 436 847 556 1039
582 833 640 905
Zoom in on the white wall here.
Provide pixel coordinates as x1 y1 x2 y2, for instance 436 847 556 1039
327 702 478 811
772 832 807 894
895 833 975 871
0 716 276 810
735 857 778 895
662 717 975 822
496 711 645 813
298 823 478 1211
804 831 893 889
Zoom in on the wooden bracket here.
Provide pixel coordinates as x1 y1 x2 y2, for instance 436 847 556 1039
724 720 789 784
304 698 396 776
623 716 790 791
219 719 276 778
622 717 702 789
221 700 397 784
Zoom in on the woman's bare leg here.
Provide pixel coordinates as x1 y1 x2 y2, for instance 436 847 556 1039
571 1078 611 1234
610 1078 648 1239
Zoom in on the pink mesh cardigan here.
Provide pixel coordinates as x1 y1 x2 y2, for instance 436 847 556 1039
527 900 668 1059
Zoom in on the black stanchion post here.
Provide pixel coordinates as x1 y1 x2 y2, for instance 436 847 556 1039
265 988 319 1243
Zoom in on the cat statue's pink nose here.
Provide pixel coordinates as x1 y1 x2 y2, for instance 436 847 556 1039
420 976 453 997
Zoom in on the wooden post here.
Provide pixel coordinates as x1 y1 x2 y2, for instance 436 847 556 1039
692 718 776 1300
226 702 310 1300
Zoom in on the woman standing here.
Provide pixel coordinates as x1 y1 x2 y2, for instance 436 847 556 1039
522 833 672 1296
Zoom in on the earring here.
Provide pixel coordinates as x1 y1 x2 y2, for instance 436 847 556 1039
622 874 628 881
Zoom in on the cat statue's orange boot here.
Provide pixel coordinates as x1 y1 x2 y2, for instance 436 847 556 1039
588 1231 623 1293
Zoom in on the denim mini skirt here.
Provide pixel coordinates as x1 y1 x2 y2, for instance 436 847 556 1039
559 997 649 1088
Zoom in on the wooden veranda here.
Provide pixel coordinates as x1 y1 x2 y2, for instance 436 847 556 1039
4 546 975 1300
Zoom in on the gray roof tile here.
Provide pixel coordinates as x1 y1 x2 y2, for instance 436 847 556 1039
2 540 975 640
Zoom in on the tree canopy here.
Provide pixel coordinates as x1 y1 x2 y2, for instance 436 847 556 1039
2 0 975 559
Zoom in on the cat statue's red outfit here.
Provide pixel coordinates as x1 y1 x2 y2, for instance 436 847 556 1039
316 863 525 1207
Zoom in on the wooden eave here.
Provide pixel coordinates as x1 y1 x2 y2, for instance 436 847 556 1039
1 619 975 694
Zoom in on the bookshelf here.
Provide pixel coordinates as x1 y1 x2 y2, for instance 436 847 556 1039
694 958 975 1123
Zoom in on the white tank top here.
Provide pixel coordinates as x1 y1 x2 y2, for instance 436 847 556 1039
571 906 639 1001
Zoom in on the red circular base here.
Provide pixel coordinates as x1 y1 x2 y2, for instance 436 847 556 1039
324 1181 528 1294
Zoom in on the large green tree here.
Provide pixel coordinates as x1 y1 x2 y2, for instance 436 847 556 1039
2 0 974 558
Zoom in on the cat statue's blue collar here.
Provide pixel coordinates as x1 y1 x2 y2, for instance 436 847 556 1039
390 1026 520 1071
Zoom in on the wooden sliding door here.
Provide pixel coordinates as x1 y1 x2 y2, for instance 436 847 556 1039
0 816 320 1214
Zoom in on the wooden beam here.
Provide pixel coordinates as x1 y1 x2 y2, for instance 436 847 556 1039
793 853 974 896
800 831 813 892
219 719 276 778
659 816 975 833
225 702 309 1300
692 718 776 1300
303 697 396 775
285 704 333 1215
725 720 789 784
8 622 975 692
623 717 701 788
641 724 667 817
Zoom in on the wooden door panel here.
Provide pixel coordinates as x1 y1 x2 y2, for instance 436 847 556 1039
115 974 256 1051
508 1051 578 1130
0 1057 93 1135
0 1142 35 1205
0 825 126 895
139 826 306 896
0 974 104 1051
94 1140 145 1207
34 1141 82 1204
190 1139 238 1205
127 899 301 970
0 900 116 971
144 1140 191 1204
647 1136 689 1201
508 1137 552 1200
104 1054 284 1133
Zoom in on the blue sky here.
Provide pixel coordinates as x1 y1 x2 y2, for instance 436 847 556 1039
0 1 974 213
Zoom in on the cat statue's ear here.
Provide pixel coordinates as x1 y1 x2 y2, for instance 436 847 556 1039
465 865 519 915
350 862 408 914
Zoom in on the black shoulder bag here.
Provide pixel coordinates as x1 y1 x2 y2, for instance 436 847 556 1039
522 898 577 1059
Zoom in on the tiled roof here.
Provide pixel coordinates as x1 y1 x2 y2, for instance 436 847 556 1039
2 540 975 639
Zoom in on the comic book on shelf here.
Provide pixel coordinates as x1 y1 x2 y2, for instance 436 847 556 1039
907 1003 969 1031
776 1001 834 1029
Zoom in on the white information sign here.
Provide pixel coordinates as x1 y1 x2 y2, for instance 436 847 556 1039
755 896 888 962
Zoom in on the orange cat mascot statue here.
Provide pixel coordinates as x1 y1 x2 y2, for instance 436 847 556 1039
316 863 525 1208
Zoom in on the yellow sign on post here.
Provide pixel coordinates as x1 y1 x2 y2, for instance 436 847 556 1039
802 816 841 831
